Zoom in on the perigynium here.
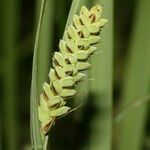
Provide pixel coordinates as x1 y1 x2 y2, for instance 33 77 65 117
38 4 108 135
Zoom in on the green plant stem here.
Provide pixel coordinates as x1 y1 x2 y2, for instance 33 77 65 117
87 0 113 150
117 0 150 150
1 0 19 149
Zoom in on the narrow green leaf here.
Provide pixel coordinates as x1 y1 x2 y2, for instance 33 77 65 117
117 0 150 150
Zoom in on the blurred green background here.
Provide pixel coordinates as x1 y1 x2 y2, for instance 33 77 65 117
0 0 150 149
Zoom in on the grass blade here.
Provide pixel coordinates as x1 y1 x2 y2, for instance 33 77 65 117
117 0 150 150
87 0 113 150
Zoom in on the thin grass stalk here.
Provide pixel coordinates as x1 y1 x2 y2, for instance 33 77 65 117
117 0 150 150
1 0 19 149
87 0 113 150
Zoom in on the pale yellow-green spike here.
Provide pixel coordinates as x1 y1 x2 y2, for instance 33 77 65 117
38 4 108 135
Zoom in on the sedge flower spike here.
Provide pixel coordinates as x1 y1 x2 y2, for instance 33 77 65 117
38 4 108 134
